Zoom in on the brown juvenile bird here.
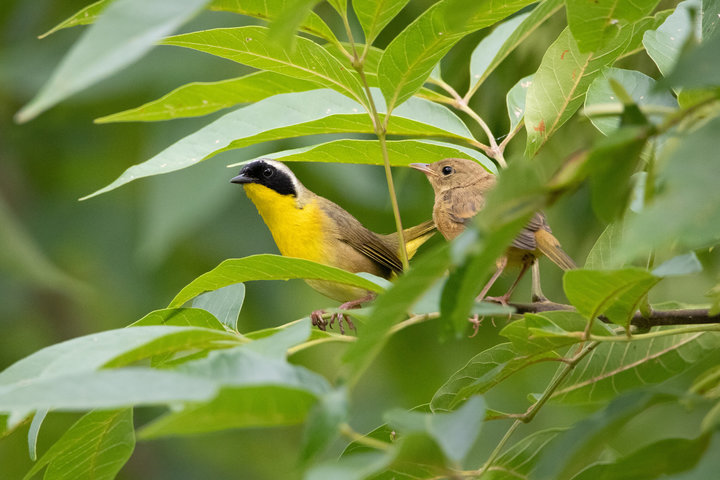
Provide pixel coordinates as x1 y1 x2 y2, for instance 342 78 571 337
231 159 436 332
410 158 575 304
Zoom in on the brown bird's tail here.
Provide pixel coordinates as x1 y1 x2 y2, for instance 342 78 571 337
535 229 576 270
384 219 437 260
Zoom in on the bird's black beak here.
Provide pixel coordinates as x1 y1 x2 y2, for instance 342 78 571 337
230 172 253 184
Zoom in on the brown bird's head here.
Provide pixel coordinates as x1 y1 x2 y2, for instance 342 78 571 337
409 158 496 193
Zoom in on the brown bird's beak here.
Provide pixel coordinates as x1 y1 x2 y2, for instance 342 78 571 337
409 163 437 176
230 173 253 184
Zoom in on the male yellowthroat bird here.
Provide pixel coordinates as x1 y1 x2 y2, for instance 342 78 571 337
410 158 575 305
231 159 436 332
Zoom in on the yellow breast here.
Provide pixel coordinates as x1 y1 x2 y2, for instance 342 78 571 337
243 183 326 263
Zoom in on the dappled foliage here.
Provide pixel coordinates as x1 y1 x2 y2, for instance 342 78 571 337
2 0 720 479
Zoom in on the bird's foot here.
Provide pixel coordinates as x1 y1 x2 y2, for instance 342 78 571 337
468 315 485 338
484 295 511 307
328 312 355 335
311 310 328 331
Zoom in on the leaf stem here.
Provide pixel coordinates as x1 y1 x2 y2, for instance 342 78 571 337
339 423 392 451
587 324 720 342
474 342 598 477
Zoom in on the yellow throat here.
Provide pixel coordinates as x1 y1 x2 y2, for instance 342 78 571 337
243 183 326 263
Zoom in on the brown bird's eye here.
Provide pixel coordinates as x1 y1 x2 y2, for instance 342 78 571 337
263 167 274 178
442 166 453 175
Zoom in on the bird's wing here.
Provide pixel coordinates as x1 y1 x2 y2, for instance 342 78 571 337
510 212 549 251
321 200 404 274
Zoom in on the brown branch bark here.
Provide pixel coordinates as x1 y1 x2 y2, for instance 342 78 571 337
510 302 720 328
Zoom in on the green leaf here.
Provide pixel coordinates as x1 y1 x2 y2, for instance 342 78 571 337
431 343 558 412
385 396 485 464
506 74 533 132
483 428 566 480
0 326 241 387
553 332 720 403
585 125 652 222
0 369 217 411
140 346 330 437
343 244 451 380
566 0 661 53
525 18 658 156
661 432 720 479
38 0 110 38
584 68 677 135
305 451 394 480
662 33 720 89
27 409 47 461
81 90 475 199
584 221 627 269
652 252 703 277
563 268 660 327
353 0 410 44
620 116 720 260
23 410 134 480
267 0 323 47
300 388 349 462
241 318 312 358
642 0 700 76
469 12 531 87
16 0 209 123
571 434 712 480
702 0 720 41
161 26 366 105
535 391 675 479
96 73 321 123
169 254 384 308
129 308 227 330
209 0 337 42
378 0 535 111
192 283 245 331
500 311 613 354
253 138 495 171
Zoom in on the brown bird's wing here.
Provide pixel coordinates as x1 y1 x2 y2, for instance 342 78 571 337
512 212 576 270
510 212 547 251
384 219 436 259
320 200 404 274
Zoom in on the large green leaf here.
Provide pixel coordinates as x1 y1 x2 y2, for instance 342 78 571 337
466 0 564 99
82 89 475 199
129 307 227 330
305 451 394 480
96 73 321 123
571 434 712 480
566 0 661 53
620 116 720 260
642 0 700 76
564 268 660 327
0 326 240 387
353 0 411 44
584 221 627 269
161 26 366 105
662 33 720 90
252 138 495 171
16 0 209 123
524 17 660 156
343 244 452 380
0 369 217 411
584 68 677 135
300 388 348 462
169 254 384 308
209 0 336 42
553 332 720 403
378 0 535 111
22 410 134 480
431 343 558 412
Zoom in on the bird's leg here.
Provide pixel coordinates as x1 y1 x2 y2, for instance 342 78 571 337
530 260 549 303
327 293 375 334
476 257 508 302
486 260 531 306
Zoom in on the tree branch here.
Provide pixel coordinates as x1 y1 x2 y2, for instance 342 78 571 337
509 302 720 328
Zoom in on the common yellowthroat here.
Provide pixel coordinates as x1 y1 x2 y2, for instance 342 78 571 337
232 159 436 332
410 158 575 304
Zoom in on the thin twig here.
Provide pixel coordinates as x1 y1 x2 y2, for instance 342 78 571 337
339 423 392 451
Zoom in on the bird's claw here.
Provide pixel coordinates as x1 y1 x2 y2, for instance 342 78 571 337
311 310 328 331
468 315 484 338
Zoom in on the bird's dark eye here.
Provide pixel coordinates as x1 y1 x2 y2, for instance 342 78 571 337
262 167 274 178
441 166 453 175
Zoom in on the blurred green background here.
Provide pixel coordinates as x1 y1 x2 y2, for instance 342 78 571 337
1 1 717 478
